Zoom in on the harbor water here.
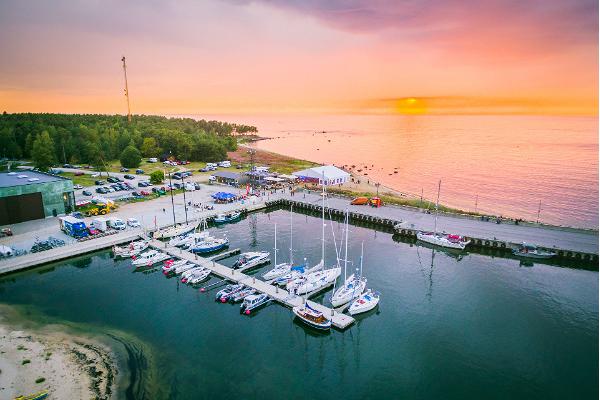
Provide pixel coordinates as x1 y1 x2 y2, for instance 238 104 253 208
0 209 597 399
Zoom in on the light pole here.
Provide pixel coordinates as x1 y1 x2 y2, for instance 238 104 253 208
375 182 380 197
181 174 188 225
167 170 176 227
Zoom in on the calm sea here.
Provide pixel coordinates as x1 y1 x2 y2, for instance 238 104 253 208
195 114 598 228
0 209 597 399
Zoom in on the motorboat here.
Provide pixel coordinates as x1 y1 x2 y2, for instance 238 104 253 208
292 303 331 330
228 287 256 303
132 251 170 267
162 259 188 274
290 267 341 296
131 250 159 265
153 223 197 239
512 243 556 259
191 237 229 254
172 262 197 275
240 293 270 314
416 232 470 250
416 180 470 250
348 289 380 315
232 252 270 270
181 266 205 282
113 241 149 258
186 268 211 284
213 211 242 224
215 284 244 302
179 232 213 249
331 273 367 307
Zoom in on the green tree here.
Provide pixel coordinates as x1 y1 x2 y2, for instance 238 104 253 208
31 131 56 171
150 170 164 185
141 137 160 157
119 145 141 168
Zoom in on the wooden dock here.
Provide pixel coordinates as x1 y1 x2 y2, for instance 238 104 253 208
148 239 355 330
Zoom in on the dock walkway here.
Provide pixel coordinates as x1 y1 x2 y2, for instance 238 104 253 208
149 239 355 329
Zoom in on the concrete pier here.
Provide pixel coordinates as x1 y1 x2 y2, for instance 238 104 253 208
148 239 355 330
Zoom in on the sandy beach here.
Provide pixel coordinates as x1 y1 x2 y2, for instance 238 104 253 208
0 307 118 399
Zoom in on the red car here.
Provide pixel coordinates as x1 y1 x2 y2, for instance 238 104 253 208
88 227 100 235
140 190 151 196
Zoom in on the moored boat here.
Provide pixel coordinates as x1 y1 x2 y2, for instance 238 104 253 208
348 289 380 315
292 302 331 330
154 223 197 239
228 286 256 303
162 258 188 274
186 268 211 284
191 237 229 254
240 293 270 314
290 267 341 295
113 241 149 258
214 211 242 224
512 243 556 259
232 251 270 270
215 284 244 302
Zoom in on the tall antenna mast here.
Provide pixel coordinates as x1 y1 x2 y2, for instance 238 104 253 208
121 56 132 123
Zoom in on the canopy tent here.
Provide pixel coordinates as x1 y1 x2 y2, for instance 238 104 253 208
277 174 298 182
211 192 237 201
292 165 350 186
264 177 285 183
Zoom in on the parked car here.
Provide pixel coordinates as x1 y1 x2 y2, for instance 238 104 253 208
73 184 83 189
147 158 158 163
74 171 84 176
140 190 151 196
107 177 121 183
132 191 142 197
70 212 85 219
88 226 100 235
135 169 144 174
63 163 74 168
95 180 106 185
95 187 107 194
199 167 209 172
82 190 92 196
91 173 100 177
172 172 182 180
124 174 135 180
127 218 141 228
120 167 129 172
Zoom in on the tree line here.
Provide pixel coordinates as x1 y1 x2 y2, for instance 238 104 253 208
0 113 256 170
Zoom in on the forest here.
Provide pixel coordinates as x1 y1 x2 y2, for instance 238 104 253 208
0 113 257 169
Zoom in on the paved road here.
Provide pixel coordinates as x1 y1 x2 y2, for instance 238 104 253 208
288 191 599 254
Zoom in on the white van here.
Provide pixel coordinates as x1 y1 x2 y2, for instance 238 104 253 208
93 217 108 232
148 158 158 163
218 161 231 168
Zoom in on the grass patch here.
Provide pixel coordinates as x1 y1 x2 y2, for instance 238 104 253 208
22 359 30 365
61 172 97 187
17 344 26 351
35 377 46 384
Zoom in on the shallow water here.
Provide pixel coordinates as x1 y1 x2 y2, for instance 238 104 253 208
0 209 597 399
197 114 599 228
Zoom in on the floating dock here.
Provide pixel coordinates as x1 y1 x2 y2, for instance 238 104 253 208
148 239 355 330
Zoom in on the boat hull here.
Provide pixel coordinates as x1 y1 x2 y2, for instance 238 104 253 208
417 232 469 250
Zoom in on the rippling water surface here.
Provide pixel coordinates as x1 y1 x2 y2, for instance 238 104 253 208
0 209 597 399
198 114 598 228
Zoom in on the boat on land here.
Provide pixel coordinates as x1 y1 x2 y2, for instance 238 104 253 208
292 302 331 330
185 268 211 284
113 241 149 258
512 243 556 259
14 391 49 400
232 251 270 270
214 211 242 224
263 207 297 280
416 180 470 250
154 222 197 239
191 237 229 253
215 284 244 302
240 293 271 314
228 287 256 303
348 289 380 315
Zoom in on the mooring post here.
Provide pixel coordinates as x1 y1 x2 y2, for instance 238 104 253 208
253 276 255 284
231 268 234 276
276 286 279 293
331 309 334 316
195 253 198 260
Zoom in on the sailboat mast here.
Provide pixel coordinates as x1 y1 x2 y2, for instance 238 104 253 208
321 173 326 263
344 209 349 281
274 223 277 266
360 241 364 278
289 204 293 264
434 179 441 235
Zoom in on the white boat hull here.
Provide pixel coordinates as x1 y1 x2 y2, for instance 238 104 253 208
331 275 367 307
417 232 469 250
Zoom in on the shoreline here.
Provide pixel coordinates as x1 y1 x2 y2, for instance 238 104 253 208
0 304 118 399
236 142 597 232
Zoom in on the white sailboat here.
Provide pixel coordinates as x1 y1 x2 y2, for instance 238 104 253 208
416 180 470 250
288 177 340 295
331 216 367 307
263 206 297 280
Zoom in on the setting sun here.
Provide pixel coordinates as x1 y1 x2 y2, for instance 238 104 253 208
396 98 428 115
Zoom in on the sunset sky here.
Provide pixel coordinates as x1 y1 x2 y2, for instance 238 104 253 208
0 0 597 115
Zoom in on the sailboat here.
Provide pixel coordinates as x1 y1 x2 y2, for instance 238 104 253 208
416 180 470 250
263 206 298 280
331 222 367 307
287 177 340 295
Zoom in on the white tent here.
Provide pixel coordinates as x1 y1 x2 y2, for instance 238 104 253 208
292 165 350 186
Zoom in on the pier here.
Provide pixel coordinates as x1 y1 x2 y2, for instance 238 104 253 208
267 194 599 264
148 238 355 330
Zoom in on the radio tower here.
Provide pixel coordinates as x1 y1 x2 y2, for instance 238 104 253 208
121 56 132 123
